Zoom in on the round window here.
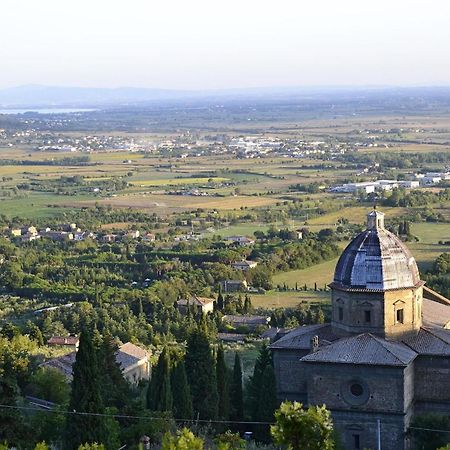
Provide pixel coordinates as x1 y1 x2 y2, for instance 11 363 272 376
350 383 364 397
341 379 370 406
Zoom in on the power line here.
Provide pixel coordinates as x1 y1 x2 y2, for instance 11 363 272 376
2 404 450 435
408 426 450 434
0 404 273 426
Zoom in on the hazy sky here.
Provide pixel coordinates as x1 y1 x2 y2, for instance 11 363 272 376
2 0 450 90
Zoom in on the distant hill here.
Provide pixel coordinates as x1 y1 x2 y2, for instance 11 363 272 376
0 85 195 107
1 84 450 109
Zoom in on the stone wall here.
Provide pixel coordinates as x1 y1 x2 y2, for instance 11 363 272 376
272 349 308 402
305 362 409 414
332 410 408 450
414 355 450 409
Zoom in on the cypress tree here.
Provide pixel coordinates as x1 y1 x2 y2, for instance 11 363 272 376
216 344 230 419
147 347 172 412
171 359 193 419
229 353 244 421
404 220 411 235
185 324 218 419
255 364 277 421
248 344 272 419
217 288 224 311
243 295 253 314
98 333 130 409
65 329 107 449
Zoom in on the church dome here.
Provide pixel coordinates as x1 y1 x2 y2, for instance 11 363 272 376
332 210 421 291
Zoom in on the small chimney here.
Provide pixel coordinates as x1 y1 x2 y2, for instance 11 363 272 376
310 335 319 353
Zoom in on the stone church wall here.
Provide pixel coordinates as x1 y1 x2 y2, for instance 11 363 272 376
272 349 309 402
332 410 408 450
414 355 450 413
305 362 408 414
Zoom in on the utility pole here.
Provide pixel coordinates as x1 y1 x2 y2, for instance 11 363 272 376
377 418 381 450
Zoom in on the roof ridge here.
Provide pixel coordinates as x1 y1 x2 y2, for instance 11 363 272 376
369 333 415 363
420 327 450 345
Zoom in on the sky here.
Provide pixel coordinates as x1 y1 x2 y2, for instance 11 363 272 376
2 0 450 90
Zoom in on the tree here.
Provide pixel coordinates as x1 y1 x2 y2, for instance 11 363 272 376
215 431 246 450
255 364 277 422
411 414 450 450
243 295 253 314
0 334 36 445
161 428 204 450
229 353 244 421
217 289 224 311
30 367 70 404
147 347 172 412
98 334 130 409
314 308 325 324
185 324 218 419
271 401 335 450
171 359 193 419
248 344 272 419
77 445 106 450
65 329 109 449
216 344 230 420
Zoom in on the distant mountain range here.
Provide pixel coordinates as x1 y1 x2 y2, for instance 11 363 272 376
0 85 196 108
1 84 450 109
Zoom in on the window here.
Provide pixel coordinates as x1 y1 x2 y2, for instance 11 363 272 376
352 434 360 449
396 308 404 324
338 307 344 321
350 383 364 397
364 310 371 323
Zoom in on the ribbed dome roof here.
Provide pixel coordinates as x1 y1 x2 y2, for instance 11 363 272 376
332 210 421 291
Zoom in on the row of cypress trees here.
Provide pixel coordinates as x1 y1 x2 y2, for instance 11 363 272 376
147 320 277 424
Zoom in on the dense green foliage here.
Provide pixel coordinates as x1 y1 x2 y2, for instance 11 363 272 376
271 401 335 450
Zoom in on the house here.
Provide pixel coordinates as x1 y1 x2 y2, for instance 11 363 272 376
21 226 38 236
232 260 258 271
100 234 117 243
47 336 80 350
11 228 22 237
74 231 95 241
40 342 150 384
218 333 246 343
177 295 216 315
123 230 140 240
116 342 151 384
41 231 74 241
222 315 271 331
220 279 248 293
399 180 420 189
21 233 41 242
143 232 156 242
225 236 255 246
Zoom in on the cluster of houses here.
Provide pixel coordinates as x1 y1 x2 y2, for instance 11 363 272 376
332 171 450 194
7 223 155 244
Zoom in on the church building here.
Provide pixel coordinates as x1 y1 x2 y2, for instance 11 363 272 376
270 209 450 450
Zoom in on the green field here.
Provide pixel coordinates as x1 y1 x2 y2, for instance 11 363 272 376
250 290 329 309
409 222 450 271
272 258 340 290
